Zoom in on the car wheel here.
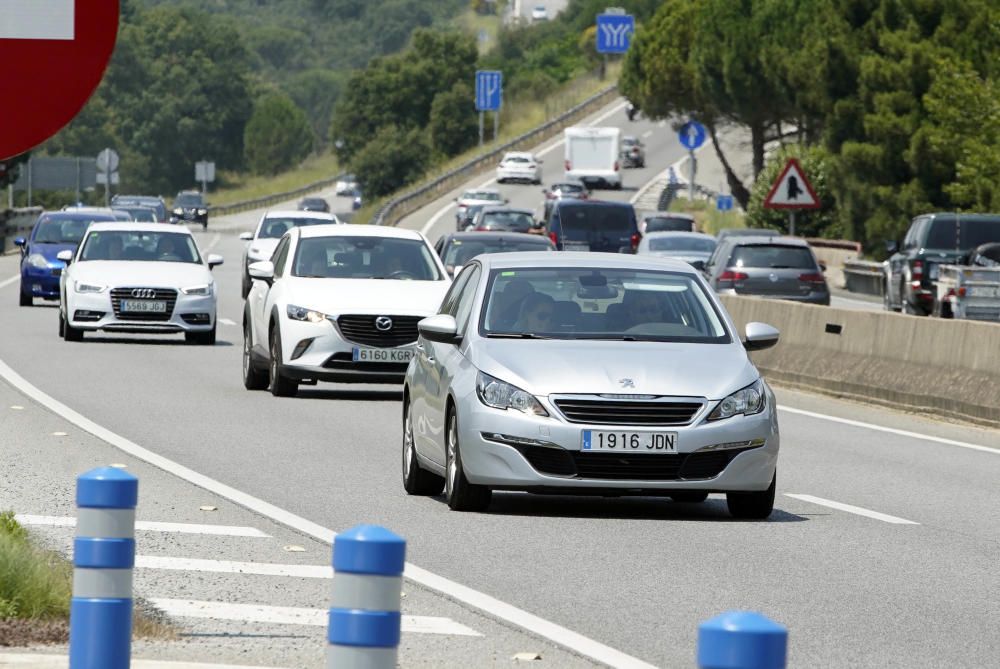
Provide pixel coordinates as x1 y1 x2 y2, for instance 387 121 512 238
58 312 65 337
402 401 444 496
726 472 775 520
19 288 32 307
445 410 491 512
241 271 251 299
670 491 709 503
268 326 298 397
62 314 83 342
186 325 216 345
243 323 269 390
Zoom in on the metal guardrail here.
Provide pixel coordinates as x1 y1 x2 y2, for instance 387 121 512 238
372 85 620 227
208 173 348 218
843 258 885 296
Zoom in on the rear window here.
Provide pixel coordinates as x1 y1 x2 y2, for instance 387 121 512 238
553 183 584 194
729 245 816 270
560 205 636 241
645 216 694 233
649 237 716 253
925 218 1000 250
480 212 533 231
463 191 502 202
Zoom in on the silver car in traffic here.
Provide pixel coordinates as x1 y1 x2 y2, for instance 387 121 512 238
402 253 781 518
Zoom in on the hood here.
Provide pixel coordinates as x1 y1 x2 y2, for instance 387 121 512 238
471 339 757 400
286 277 450 316
69 261 213 288
29 242 78 264
247 238 280 261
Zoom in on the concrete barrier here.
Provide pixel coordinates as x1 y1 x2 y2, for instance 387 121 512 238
2 207 42 255
720 295 1000 428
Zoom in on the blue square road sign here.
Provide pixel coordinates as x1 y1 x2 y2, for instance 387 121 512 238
596 14 634 54
475 71 502 112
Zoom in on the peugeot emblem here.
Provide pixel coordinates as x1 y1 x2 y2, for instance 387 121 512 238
768 273 779 283
374 316 393 332
618 378 635 389
131 288 156 299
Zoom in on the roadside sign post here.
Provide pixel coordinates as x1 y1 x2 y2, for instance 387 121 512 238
96 148 119 206
195 161 216 195
677 121 707 200
762 158 821 236
475 71 503 147
596 9 634 80
716 194 734 212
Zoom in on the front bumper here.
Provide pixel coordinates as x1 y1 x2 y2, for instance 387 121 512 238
566 170 621 188
66 291 216 334
497 167 540 182
21 266 62 299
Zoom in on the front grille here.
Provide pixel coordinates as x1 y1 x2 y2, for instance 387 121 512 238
323 352 408 374
520 446 577 476
110 287 177 322
519 446 755 481
336 315 421 347
51 268 62 277
553 398 703 426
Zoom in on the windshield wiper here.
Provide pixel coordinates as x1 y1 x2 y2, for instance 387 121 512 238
486 332 551 339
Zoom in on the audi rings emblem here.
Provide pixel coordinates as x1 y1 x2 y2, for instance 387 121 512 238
131 288 156 299
374 316 393 331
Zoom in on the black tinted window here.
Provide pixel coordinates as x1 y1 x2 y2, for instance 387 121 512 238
729 245 816 269
560 206 636 241
259 217 333 239
645 217 694 233
648 237 716 252
925 218 1000 250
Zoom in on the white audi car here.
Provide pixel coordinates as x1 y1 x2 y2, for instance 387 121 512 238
242 224 451 396
58 223 223 344
496 152 543 184
239 210 340 297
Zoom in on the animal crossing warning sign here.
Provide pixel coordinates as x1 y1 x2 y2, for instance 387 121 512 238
763 158 820 210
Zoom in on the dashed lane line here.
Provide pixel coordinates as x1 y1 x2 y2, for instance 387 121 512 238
218 318 237 327
136 555 330 579
785 494 920 525
15 514 270 538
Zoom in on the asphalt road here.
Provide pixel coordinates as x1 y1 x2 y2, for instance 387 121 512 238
1 101 998 667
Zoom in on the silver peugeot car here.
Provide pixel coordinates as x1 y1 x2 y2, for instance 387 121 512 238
402 253 782 518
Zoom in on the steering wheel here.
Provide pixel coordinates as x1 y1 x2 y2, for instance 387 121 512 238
386 270 417 280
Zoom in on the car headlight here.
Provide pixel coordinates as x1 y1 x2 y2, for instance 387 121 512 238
173 208 184 215
286 304 327 323
197 208 207 215
476 372 548 416
74 281 106 294
708 379 766 421
181 284 212 296
27 253 50 269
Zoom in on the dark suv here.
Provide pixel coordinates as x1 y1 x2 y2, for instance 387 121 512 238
884 213 1000 314
171 190 209 228
546 200 639 253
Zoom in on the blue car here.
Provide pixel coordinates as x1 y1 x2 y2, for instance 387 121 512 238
14 211 118 306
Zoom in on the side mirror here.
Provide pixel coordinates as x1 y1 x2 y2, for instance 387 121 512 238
418 314 461 345
207 254 224 269
689 260 706 272
13 237 26 248
885 240 899 255
248 260 275 282
56 250 74 263
239 232 253 241
743 322 780 352
818 260 828 272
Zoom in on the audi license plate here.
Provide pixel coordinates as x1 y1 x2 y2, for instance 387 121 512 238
120 300 166 313
582 430 677 453
352 347 413 363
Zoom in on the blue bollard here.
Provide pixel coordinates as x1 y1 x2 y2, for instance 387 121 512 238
69 467 138 669
698 611 788 669
327 525 406 669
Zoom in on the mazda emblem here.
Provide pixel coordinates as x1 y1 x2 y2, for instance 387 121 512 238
375 316 393 332
131 288 156 299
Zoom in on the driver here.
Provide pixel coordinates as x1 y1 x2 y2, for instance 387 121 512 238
514 293 556 332
625 291 666 326
156 235 179 259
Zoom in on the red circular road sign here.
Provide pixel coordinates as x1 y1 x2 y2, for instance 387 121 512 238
0 1 120 160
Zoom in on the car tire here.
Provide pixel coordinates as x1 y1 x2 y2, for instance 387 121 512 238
670 491 709 503
186 325 216 345
445 410 491 512
402 401 444 496
58 312 65 337
268 326 298 397
19 288 32 307
243 322 269 390
726 472 775 520
62 314 83 342
241 271 251 299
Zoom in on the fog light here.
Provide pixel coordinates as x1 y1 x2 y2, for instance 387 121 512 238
291 338 315 360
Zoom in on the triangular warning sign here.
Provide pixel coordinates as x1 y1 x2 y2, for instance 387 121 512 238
763 158 821 210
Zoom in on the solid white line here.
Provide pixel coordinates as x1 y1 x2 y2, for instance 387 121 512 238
0 358 655 669
0 654 286 669
785 494 919 525
149 599 482 637
14 514 270 537
218 318 237 326
0 274 18 289
779 406 999 455
136 555 330 579
204 232 222 253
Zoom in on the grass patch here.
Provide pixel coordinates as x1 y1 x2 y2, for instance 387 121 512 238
209 151 341 208
0 511 71 620
669 197 746 236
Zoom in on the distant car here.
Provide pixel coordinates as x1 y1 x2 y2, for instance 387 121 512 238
704 236 829 306
640 213 696 235
351 189 363 211
637 232 717 270
113 206 158 223
496 152 542 184
546 200 640 253
58 222 224 344
111 195 168 222
620 136 646 168
434 232 555 276
171 191 209 229
470 207 536 234
541 181 589 221
14 210 119 306
298 197 331 213
531 5 548 20
239 210 341 298
455 188 506 229
335 174 359 197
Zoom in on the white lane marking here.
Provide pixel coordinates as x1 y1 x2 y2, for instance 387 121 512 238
218 318 237 327
149 599 482 637
0 274 19 289
204 232 222 253
136 555 329 578
779 406 999 455
785 494 919 525
14 514 269 538
641 130 652 139
0 654 287 669
419 99 630 237
0 358 655 669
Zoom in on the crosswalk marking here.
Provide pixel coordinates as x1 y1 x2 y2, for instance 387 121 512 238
150 599 482 637
15 514 270 538
136 555 329 578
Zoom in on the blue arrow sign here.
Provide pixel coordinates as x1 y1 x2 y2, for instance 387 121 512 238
716 194 734 212
596 14 634 54
678 121 706 150
475 70 502 112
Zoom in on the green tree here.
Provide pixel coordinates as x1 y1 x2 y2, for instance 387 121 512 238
429 82 479 158
283 69 347 150
244 93 315 175
350 125 430 198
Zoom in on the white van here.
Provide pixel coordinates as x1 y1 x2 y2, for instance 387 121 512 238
564 126 621 189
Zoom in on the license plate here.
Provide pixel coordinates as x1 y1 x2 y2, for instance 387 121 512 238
120 300 166 313
563 242 590 252
969 286 1000 298
581 430 677 453
352 347 413 363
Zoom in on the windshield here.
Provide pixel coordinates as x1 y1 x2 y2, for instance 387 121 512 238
292 236 441 280
926 218 1000 250
729 245 816 269
463 191 502 202
552 183 584 194
175 193 203 207
560 205 635 241
645 217 694 233
648 237 716 253
258 217 333 239
33 215 115 244
479 211 533 232
481 268 729 342
79 230 202 263
443 238 551 266
115 207 156 222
